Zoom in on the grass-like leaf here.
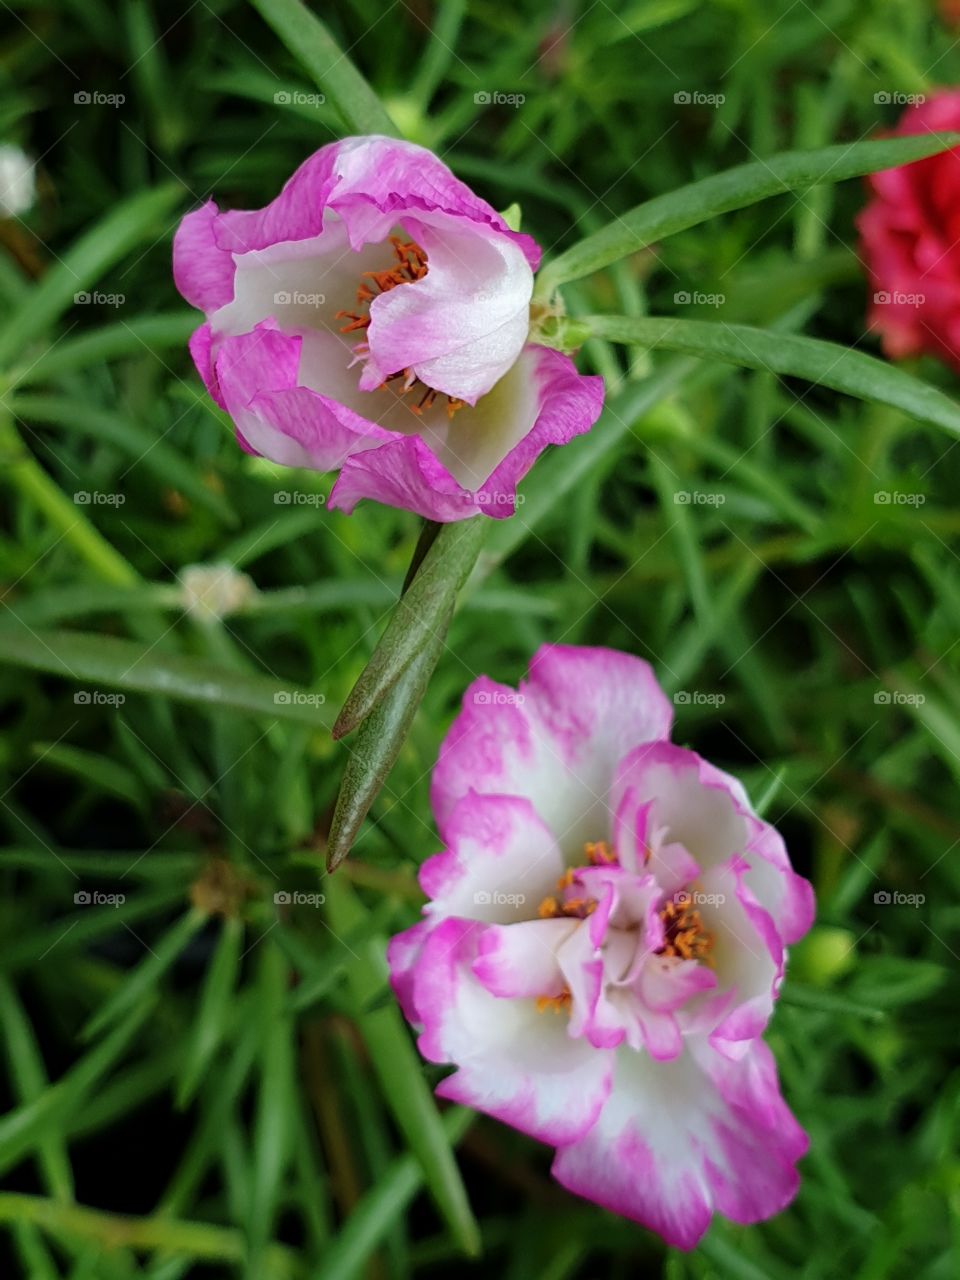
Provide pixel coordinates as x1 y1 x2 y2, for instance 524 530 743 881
584 314 960 437
538 133 960 292
249 0 399 136
324 879 480 1257
0 623 333 729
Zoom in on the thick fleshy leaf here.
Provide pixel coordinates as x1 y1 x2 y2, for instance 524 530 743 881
326 608 451 870
333 517 488 739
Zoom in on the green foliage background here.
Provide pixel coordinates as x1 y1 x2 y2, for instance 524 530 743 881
1 0 959 1277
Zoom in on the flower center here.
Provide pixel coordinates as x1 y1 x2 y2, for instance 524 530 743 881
657 893 714 964
336 235 465 419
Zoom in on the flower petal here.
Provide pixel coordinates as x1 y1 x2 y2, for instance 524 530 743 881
214 323 393 470
173 200 236 313
414 918 613 1146
551 1038 806 1249
364 212 534 403
473 918 575 998
328 346 603 522
612 741 814 944
417 792 566 924
431 645 673 851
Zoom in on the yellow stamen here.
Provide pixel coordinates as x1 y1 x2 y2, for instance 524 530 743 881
535 990 571 1014
657 894 714 965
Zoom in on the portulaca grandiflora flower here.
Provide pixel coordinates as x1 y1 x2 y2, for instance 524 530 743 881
173 135 603 521
388 645 815 1248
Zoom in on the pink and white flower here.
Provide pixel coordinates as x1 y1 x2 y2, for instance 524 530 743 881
173 135 603 521
388 645 815 1248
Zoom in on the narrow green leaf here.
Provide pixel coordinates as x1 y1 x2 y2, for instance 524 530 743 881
0 184 182 367
326 609 451 870
81 909 205 1042
0 977 74 1201
538 133 960 292
248 946 297 1270
0 622 334 730
176 916 244 1108
0 995 158 1177
479 357 698 578
584 315 960 439
10 394 236 523
0 415 140 587
29 741 149 813
333 518 487 739
315 1108 474 1280
779 984 886 1023
0 885 185 975
324 878 479 1256
6 314 196 388
0 1192 298 1272
249 0 399 136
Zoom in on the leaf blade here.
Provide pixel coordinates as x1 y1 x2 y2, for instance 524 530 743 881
0 622 333 729
539 133 960 291
333 518 487 739
584 315 960 438
326 609 451 869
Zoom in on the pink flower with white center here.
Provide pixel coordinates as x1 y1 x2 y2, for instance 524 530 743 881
173 135 603 521
388 645 815 1248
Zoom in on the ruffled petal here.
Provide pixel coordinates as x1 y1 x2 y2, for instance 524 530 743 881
413 918 613 1146
417 792 566 924
363 212 534 403
214 323 395 470
328 346 603 522
473 918 575 998
431 644 673 850
386 920 432 1023
173 200 236 312
612 742 814 945
551 1038 806 1249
